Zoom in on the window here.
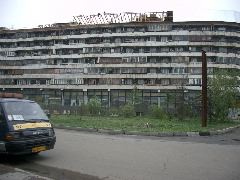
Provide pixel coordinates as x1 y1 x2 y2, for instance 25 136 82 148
3 101 48 121
189 78 201 85
161 36 168 42
150 36 156 41
219 47 227 53
0 105 4 123
161 79 170 85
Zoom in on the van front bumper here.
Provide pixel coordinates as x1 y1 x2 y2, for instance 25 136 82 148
1 136 56 155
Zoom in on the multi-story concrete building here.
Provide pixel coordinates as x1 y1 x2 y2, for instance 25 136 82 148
0 11 239 112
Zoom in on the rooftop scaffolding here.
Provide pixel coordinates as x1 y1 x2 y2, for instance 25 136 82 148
73 11 173 25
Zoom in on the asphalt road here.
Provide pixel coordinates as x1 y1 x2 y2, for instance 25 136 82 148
1 128 240 180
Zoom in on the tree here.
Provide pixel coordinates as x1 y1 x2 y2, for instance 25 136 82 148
131 85 141 105
87 96 101 115
208 69 239 122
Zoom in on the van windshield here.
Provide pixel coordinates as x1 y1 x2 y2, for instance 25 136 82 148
3 101 48 121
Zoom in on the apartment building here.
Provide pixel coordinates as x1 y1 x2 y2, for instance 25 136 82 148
0 11 239 110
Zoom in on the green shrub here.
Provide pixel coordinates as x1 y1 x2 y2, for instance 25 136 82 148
108 107 120 116
176 104 195 120
80 104 90 115
150 105 168 120
120 104 135 118
87 96 101 115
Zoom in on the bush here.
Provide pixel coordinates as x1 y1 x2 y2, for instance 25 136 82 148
87 96 101 115
176 104 195 120
150 105 168 120
120 104 135 118
80 104 90 115
108 107 120 116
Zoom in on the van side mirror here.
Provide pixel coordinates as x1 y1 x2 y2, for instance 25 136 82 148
47 113 51 119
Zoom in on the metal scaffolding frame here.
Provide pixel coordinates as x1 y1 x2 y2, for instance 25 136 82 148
73 11 172 25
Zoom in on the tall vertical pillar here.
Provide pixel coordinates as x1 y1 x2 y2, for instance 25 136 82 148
61 89 64 106
108 89 111 108
158 90 161 107
83 89 88 105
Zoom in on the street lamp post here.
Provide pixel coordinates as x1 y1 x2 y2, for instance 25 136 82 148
201 50 207 127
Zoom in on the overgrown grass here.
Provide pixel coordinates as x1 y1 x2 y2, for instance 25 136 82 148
50 115 240 133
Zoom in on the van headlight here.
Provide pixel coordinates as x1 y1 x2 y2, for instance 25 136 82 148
4 132 21 141
48 129 54 136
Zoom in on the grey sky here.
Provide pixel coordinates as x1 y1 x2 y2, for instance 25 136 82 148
0 0 239 29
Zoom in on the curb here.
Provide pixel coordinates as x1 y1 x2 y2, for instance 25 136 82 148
54 124 240 138
55 125 98 133
0 164 53 180
98 129 124 135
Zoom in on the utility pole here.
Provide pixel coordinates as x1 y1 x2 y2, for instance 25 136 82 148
201 50 207 127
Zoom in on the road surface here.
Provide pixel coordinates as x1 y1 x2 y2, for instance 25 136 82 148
1 128 240 180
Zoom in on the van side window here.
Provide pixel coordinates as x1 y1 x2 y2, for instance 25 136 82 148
0 105 3 123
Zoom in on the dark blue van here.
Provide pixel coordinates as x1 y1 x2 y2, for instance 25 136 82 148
0 93 56 155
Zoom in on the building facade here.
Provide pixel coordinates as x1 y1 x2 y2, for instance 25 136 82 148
0 12 239 112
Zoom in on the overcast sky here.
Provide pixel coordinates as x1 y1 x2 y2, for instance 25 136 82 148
0 0 239 29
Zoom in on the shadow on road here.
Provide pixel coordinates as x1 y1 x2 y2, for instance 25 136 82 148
0 154 102 180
